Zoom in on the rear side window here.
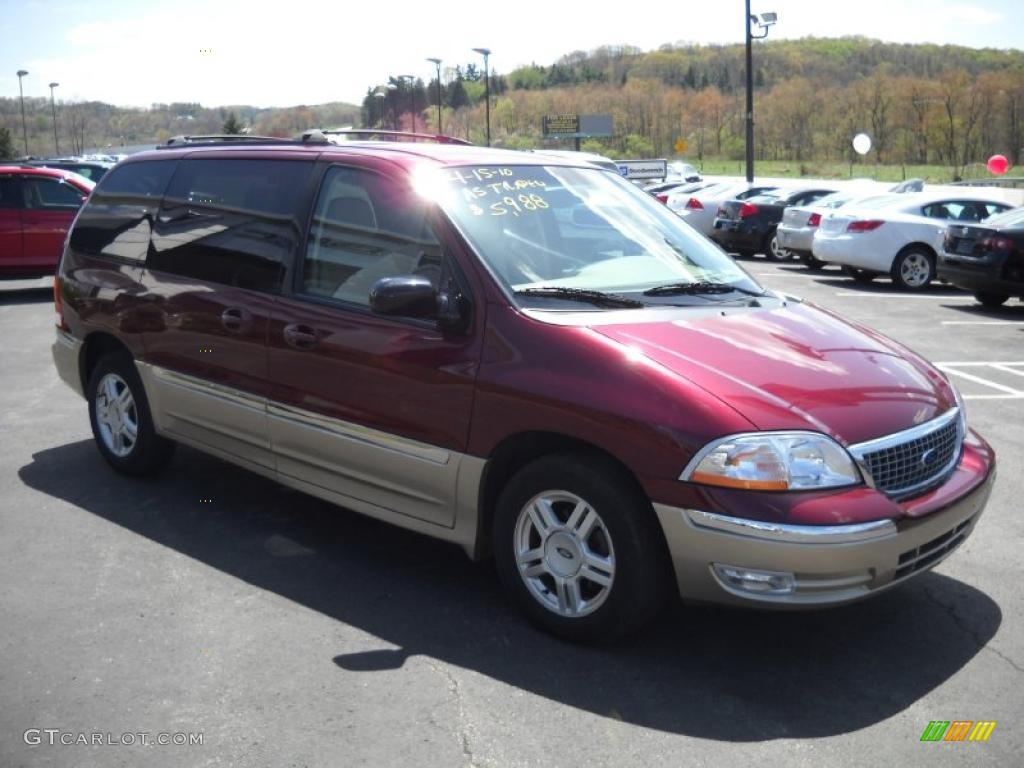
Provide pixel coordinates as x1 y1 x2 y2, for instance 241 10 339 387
0 177 23 209
148 159 315 294
70 160 176 263
24 177 84 209
301 165 442 306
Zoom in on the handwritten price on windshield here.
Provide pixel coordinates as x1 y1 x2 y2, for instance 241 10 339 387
490 194 550 216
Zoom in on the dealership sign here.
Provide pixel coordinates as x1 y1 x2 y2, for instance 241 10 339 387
616 159 668 181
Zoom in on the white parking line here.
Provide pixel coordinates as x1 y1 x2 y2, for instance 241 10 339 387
834 292 973 300
936 362 1024 400
941 321 1024 326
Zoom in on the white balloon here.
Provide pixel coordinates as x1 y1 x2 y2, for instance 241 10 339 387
853 133 872 155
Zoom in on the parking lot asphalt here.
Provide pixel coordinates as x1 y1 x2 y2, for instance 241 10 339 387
1 266 1022 768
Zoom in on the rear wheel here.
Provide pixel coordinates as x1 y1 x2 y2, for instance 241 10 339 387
87 351 174 476
801 254 826 270
891 247 935 291
843 266 877 284
763 230 786 261
493 453 670 643
975 291 1010 308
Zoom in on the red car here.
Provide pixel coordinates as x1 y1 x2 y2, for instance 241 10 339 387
1 165 93 279
51 136 995 641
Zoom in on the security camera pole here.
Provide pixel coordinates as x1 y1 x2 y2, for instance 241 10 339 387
745 4 776 183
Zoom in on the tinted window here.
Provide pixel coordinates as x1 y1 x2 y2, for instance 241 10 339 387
148 159 314 293
24 177 84 209
302 165 442 307
0 177 23 209
70 160 177 263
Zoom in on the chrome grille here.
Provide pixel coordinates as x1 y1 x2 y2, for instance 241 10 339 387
850 409 963 499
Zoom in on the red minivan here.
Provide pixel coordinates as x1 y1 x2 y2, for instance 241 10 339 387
51 136 995 641
1 166 93 279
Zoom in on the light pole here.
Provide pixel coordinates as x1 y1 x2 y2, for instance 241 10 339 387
16 69 29 156
399 75 416 133
472 47 491 146
426 58 443 133
744 5 776 183
373 91 386 128
48 82 60 155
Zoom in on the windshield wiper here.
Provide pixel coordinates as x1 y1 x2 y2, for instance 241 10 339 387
643 281 766 297
514 287 645 308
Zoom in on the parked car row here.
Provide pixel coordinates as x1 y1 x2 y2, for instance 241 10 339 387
28 156 115 182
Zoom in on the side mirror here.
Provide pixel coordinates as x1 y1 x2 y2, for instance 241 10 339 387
370 275 467 329
369 276 437 318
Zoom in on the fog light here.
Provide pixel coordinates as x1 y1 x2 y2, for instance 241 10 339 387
712 564 796 595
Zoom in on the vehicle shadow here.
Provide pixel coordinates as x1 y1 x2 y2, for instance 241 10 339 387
943 301 1024 319
809 276 967 295
0 285 53 305
19 440 1002 741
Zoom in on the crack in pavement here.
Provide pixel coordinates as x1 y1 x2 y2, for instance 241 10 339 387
922 585 1023 674
427 660 482 767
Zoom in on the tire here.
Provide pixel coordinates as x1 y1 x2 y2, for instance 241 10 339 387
975 291 1009 308
87 351 175 476
843 266 877 284
493 452 670 643
891 247 936 291
801 255 826 271
763 230 786 261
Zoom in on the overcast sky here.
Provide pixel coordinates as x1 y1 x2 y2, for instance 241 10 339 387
2 0 1021 108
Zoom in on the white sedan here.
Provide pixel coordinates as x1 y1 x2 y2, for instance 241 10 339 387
812 192 1014 290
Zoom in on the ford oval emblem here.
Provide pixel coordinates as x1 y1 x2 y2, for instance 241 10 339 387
920 448 938 467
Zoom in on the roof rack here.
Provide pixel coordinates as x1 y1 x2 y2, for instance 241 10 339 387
158 134 293 148
302 129 472 146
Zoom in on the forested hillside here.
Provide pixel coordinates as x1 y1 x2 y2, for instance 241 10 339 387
363 37 1024 173
0 99 361 158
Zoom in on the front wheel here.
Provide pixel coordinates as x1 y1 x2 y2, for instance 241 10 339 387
843 266 877 284
87 351 175 476
975 291 1010 308
493 453 670 642
891 247 935 291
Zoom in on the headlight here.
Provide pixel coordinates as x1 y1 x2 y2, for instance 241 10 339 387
681 432 862 491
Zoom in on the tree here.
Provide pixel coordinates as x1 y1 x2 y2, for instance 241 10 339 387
0 126 13 160
222 111 243 134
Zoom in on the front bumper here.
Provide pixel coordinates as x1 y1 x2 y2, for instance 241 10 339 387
653 463 995 607
52 328 84 398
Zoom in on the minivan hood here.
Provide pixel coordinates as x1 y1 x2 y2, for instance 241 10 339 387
590 302 956 446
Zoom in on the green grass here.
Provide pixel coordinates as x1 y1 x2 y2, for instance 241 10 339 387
687 158 1002 184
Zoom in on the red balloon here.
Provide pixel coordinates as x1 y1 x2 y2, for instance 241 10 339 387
987 154 1009 175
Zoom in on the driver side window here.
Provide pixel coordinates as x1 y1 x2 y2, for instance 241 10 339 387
302 166 442 307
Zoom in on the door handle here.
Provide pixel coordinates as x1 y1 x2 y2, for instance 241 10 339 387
283 323 318 350
221 307 248 333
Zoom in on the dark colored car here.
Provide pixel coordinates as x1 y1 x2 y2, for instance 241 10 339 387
711 187 838 260
29 159 114 183
1 165 93 279
939 206 1024 307
52 137 995 642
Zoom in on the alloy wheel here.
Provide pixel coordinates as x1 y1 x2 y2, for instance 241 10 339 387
513 490 616 618
94 373 139 458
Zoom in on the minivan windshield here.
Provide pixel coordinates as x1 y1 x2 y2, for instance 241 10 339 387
426 164 762 306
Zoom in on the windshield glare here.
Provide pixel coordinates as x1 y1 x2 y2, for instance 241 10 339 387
433 164 759 301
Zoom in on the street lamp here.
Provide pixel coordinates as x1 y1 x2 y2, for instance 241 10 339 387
16 69 29 156
49 82 60 155
399 75 416 134
426 58 443 134
373 90 386 129
472 47 491 146
744 5 776 183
